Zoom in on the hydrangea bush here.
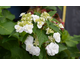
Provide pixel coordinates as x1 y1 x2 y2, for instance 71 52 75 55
0 6 80 59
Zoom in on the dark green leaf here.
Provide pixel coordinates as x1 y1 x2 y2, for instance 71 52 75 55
33 23 48 47
52 18 59 23
58 43 67 52
2 9 15 20
8 29 16 38
67 46 80 57
39 45 47 59
65 40 78 47
72 35 80 43
43 6 57 11
57 6 63 11
46 20 61 33
0 40 31 59
34 12 40 16
22 33 29 43
48 11 57 17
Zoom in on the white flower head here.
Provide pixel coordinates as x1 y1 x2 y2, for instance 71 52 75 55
25 35 33 45
26 43 33 51
37 21 44 29
29 46 40 56
23 24 33 34
53 32 61 43
59 23 64 28
19 12 25 17
31 15 39 22
14 25 24 33
46 42 59 56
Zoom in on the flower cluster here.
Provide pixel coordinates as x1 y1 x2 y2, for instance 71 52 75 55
24 35 40 56
14 11 64 56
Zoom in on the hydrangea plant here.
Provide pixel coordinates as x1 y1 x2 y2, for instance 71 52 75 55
0 6 80 59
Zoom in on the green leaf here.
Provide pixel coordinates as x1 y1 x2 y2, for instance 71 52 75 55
46 20 61 33
72 35 80 43
8 29 16 38
52 18 59 23
0 21 15 35
0 17 7 23
43 6 57 11
57 6 63 11
33 23 48 47
65 40 78 47
0 6 11 9
58 43 67 52
0 39 31 59
39 45 47 59
48 11 57 17
22 33 29 43
34 12 40 16
67 46 80 57
0 46 11 59
2 9 15 20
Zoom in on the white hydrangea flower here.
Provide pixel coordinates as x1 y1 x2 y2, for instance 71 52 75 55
37 21 44 29
23 24 33 34
19 12 25 17
53 32 60 43
25 35 33 45
46 42 59 56
25 43 33 51
59 23 64 28
31 15 39 22
24 35 40 56
14 25 24 33
29 46 40 56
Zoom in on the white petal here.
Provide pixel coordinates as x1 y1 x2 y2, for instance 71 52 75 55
53 32 60 43
46 42 59 56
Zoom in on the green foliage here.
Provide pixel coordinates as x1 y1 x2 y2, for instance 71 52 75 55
48 11 57 16
46 20 61 33
43 6 57 11
57 6 63 11
61 30 79 47
67 46 80 57
0 21 15 35
42 6 63 11
2 9 15 20
33 23 48 47
34 12 41 16
58 43 67 52
0 6 80 59
0 39 31 59
72 35 80 43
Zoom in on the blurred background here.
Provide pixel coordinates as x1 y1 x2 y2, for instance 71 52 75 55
7 6 80 51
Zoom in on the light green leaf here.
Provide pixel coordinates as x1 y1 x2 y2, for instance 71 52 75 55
48 11 57 17
0 21 15 35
